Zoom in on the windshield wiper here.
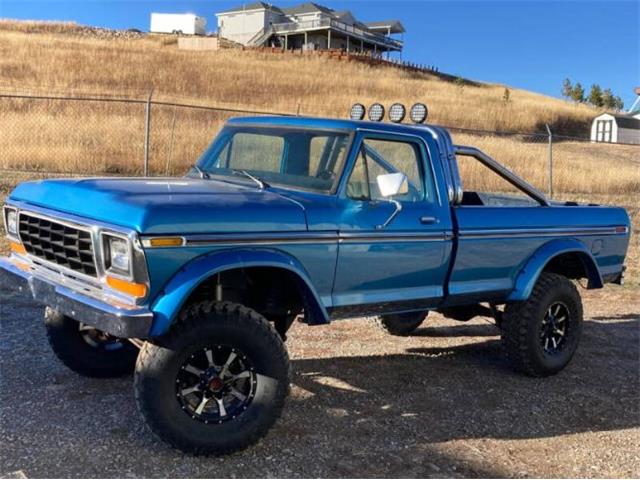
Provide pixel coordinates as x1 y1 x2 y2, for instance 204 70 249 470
191 165 210 179
231 169 270 190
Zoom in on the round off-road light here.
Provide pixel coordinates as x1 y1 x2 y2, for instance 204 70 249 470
409 103 428 123
368 103 385 122
388 103 406 123
349 103 366 121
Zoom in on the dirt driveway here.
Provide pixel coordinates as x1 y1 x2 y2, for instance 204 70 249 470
1 284 638 478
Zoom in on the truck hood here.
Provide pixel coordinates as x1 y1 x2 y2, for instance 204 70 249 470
9 177 308 234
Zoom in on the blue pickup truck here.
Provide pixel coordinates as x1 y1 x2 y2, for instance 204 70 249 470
1 104 630 454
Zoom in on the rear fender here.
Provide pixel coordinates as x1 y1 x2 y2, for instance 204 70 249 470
507 238 602 301
149 248 329 336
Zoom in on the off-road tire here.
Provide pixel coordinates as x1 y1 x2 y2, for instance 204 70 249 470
502 273 583 377
134 301 290 455
44 307 138 378
374 311 428 336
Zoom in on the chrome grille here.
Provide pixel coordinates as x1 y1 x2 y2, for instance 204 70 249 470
18 213 97 277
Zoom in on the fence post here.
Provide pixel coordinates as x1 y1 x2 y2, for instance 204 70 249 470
545 123 553 198
165 106 178 176
143 89 154 177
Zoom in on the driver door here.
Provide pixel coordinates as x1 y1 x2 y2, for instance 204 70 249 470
330 133 452 317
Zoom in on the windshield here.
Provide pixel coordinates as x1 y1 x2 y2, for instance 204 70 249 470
193 126 352 193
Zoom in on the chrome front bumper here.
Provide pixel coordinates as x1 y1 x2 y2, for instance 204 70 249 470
0 256 153 338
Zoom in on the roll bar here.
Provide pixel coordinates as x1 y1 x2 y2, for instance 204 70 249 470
453 145 550 207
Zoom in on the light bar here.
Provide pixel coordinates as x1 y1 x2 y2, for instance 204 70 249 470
388 103 406 123
349 103 366 121
368 103 385 122
410 103 428 124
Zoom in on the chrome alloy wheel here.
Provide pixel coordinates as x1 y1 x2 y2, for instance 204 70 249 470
175 346 257 424
540 302 570 355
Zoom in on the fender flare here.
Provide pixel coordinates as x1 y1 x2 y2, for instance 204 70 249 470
507 238 603 301
149 248 329 336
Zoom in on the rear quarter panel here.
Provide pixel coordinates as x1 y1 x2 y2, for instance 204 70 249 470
448 205 630 303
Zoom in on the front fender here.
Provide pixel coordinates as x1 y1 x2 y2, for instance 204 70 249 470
507 238 603 301
149 248 329 336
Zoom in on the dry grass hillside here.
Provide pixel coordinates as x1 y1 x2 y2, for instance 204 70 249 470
0 19 598 133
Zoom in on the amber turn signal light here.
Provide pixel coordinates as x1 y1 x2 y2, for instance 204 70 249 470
148 237 184 247
10 242 27 255
106 276 147 298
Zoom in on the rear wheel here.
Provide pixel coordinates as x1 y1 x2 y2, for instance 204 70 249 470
374 311 428 336
44 307 138 377
502 273 583 377
134 301 290 455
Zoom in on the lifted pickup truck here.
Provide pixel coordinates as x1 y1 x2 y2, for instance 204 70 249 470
1 105 630 455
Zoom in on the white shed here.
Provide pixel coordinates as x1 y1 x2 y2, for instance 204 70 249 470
150 13 207 35
590 113 640 145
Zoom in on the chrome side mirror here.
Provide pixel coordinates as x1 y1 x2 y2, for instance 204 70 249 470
375 173 408 229
376 172 408 198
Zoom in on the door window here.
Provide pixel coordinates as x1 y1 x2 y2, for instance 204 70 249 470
346 138 433 202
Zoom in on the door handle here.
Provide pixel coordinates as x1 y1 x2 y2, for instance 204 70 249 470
420 216 437 225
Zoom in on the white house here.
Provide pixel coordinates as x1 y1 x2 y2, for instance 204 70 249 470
215 2 286 45
215 2 404 56
150 13 207 35
590 87 640 145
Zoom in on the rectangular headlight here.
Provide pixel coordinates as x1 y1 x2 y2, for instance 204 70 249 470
103 233 131 276
3 207 18 238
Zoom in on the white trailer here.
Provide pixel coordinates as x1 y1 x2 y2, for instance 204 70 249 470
150 13 206 35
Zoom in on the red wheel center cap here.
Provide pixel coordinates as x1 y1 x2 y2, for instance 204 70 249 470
208 377 223 391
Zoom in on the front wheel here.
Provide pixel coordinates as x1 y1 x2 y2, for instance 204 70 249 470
134 301 290 455
502 273 583 377
44 308 139 377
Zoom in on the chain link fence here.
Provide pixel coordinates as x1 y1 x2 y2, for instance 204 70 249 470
446 127 639 199
1 90 638 198
0 91 290 177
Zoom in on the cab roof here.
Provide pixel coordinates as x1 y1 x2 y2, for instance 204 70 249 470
226 115 441 136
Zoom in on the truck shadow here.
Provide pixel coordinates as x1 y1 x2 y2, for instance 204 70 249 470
289 318 640 444
411 322 500 337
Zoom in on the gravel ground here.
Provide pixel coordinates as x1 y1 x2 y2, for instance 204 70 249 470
1 283 639 478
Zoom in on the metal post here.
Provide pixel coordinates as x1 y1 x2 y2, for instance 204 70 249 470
545 124 553 198
327 29 331 49
143 89 153 177
164 106 177 175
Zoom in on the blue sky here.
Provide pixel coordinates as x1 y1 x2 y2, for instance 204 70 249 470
1 0 638 107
